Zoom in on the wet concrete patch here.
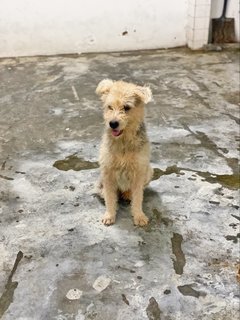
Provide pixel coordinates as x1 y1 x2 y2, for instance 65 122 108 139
151 208 172 227
146 297 161 320
193 130 229 154
49 271 89 318
171 233 186 275
53 154 99 171
0 251 23 318
177 284 206 298
1 49 240 320
143 207 172 233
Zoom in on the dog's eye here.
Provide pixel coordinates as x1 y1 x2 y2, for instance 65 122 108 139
124 105 131 112
108 105 113 110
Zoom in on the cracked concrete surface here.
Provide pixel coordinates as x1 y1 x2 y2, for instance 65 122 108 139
0 48 239 320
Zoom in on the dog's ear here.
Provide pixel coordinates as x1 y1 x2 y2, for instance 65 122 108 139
96 79 114 97
134 86 152 104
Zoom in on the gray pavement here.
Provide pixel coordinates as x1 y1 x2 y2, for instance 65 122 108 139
0 48 239 320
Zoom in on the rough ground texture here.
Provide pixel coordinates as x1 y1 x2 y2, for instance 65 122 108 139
0 48 239 320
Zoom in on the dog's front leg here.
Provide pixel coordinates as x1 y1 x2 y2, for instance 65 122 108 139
131 177 149 226
102 171 118 225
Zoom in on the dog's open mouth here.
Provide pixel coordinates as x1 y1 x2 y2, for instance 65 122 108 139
112 129 123 137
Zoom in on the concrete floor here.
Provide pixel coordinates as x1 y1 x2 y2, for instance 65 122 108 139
0 48 239 320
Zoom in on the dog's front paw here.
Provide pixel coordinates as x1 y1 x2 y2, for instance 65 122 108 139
102 212 116 226
133 213 149 226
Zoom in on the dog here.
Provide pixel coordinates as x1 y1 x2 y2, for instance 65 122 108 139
96 79 153 226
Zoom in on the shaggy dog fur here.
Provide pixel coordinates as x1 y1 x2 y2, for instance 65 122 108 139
96 79 153 226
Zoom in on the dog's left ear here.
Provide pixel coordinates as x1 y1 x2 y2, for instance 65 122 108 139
134 86 152 104
96 79 114 97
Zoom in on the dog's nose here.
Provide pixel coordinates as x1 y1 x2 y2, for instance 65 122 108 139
109 121 119 129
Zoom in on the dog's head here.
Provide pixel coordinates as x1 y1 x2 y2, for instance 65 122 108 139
96 79 152 138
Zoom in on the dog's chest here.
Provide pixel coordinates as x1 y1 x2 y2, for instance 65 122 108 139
115 168 131 190
111 152 137 189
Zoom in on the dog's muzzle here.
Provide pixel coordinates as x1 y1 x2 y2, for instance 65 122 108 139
109 121 123 137
109 121 119 129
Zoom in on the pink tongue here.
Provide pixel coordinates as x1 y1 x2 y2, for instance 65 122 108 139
112 129 121 137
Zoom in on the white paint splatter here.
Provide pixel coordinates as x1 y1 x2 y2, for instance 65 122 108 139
93 275 111 292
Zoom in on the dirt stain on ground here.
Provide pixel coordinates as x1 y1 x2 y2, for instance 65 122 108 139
0 174 14 181
146 297 161 320
53 155 99 171
121 294 130 305
225 234 240 244
171 233 186 275
0 251 23 318
223 91 240 106
178 284 206 298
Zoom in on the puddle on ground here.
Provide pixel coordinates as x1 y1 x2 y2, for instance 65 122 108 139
146 297 161 320
53 155 99 171
171 233 186 275
198 172 239 190
152 165 239 190
0 251 23 318
178 284 206 298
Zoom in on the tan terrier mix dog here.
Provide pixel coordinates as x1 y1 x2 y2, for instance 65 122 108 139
96 79 153 226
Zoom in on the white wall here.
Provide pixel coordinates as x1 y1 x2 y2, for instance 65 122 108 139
0 0 188 57
187 0 211 50
210 0 240 42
